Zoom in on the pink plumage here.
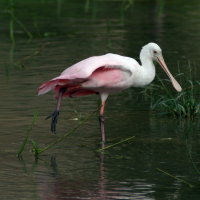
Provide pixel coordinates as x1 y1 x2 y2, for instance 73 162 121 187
38 43 182 146
38 53 132 97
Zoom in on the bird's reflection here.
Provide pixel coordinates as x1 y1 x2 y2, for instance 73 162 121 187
37 153 117 200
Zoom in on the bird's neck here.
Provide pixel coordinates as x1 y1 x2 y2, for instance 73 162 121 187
140 56 156 86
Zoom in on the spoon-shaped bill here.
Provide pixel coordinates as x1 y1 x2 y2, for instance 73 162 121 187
157 55 182 92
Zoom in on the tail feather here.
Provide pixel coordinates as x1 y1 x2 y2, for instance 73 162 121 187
38 78 90 96
38 79 69 95
38 80 56 95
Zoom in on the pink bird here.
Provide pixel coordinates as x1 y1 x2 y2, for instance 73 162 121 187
38 42 182 145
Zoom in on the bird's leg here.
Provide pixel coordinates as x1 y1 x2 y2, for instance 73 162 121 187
46 88 65 134
99 100 106 146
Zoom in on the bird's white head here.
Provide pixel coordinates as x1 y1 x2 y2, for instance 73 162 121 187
140 42 182 92
140 42 162 60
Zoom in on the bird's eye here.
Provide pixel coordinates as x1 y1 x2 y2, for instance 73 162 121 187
153 50 157 54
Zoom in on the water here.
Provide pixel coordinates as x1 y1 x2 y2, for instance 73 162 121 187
0 0 200 199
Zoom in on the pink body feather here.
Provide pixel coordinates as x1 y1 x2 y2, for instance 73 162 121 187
38 53 134 97
38 43 182 140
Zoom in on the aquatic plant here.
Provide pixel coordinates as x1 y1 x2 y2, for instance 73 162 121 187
156 168 195 188
17 112 38 158
36 109 98 156
97 136 135 152
121 0 134 10
142 76 200 119
5 0 33 43
17 109 98 159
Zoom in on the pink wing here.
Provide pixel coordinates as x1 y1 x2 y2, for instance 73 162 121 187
38 53 134 96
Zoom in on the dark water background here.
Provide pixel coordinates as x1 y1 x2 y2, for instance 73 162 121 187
0 0 200 199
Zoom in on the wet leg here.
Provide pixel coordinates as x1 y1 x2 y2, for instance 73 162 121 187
46 88 65 134
99 94 108 147
99 101 107 148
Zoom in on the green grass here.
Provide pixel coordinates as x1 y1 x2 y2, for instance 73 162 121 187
5 0 33 43
156 168 195 188
17 109 98 159
142 76 200 119
17 112 38 158
97 136 135 152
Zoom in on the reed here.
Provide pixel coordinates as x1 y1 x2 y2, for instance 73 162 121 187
97 136 135 152
32 109 98 157
9 11 33 40
8 0 15 43
156 168 195 188
185 125 200 176
17 112 38 158
142 75 200 119
6 0 33 43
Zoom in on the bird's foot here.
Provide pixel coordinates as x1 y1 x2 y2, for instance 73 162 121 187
46 110 60 134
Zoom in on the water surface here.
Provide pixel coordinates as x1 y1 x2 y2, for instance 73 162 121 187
0 0 200 199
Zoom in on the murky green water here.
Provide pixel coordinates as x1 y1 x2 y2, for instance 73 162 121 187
1 0 200 199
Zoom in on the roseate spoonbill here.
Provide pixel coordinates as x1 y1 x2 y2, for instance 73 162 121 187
38 42 182 144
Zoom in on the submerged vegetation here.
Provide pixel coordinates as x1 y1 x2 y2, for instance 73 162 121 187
17 112 38 158
18 110 135 158
142 75 200 119
2 0 135 43
17 109 98 158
